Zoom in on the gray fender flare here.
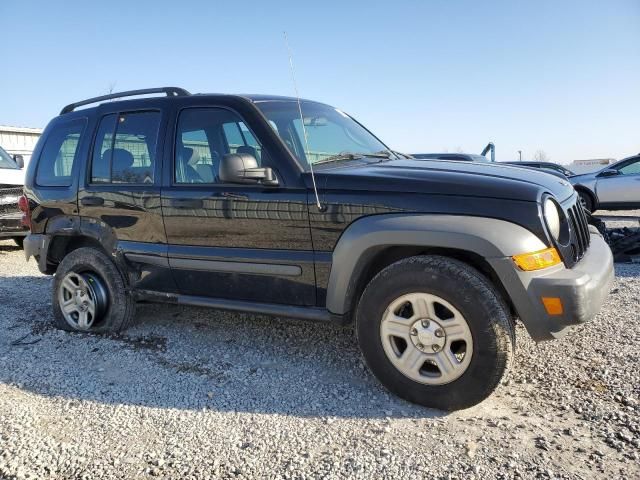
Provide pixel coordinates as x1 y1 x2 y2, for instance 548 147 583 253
325 214 546 315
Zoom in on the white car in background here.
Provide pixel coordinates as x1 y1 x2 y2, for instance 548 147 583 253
0 146 28 247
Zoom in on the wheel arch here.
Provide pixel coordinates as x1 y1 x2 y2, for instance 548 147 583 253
43 217 118 273
325 214 547 317
574 186 597 210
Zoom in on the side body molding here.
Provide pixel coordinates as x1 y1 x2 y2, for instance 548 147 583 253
325 214 547 315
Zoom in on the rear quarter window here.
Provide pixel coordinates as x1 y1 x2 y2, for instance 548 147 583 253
35 118 87 187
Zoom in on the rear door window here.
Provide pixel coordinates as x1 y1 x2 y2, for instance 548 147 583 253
35 118 87 186
90 111 160 184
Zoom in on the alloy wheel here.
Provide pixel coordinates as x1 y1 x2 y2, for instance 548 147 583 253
379 292 474 385
57 272 108 331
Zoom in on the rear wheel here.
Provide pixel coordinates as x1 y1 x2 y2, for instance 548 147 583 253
356 255 514 411
12 237 24 248
52 247 135 333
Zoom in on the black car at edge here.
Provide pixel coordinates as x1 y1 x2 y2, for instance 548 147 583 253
21 87 614 410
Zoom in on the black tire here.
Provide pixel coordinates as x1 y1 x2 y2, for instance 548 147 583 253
52 247 135 333
356 255 514 411
578 190 595 213
12 237 24 249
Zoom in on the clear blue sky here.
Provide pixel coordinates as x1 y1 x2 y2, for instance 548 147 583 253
1 0 638 163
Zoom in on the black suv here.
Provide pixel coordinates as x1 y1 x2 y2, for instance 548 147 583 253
23 88 614 410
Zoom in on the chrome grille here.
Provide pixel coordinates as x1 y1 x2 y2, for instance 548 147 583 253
567 201 591 262
0 187 23 216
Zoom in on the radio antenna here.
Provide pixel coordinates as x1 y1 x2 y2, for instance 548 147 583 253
283 31 323 211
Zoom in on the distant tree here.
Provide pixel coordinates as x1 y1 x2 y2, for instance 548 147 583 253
533 149 550 162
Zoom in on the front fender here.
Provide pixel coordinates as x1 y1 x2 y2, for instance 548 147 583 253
325 214 547 315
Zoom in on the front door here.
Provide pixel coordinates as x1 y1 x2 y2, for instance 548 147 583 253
596 156 640 206
161 106 315 306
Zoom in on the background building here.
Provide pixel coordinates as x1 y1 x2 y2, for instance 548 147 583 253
0 125 43 165
568 158 614 174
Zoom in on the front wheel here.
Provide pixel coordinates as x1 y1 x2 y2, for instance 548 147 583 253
356 255 514 411
578 190 595 213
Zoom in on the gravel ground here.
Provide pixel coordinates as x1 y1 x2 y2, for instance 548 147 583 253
0 214 638 479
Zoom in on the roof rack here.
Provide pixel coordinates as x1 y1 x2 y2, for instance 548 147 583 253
60 87 190 115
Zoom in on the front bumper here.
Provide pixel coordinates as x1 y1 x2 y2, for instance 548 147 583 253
0 213 28 238
490 227 615 341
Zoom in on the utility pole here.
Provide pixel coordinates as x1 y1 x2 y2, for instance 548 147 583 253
518 150 522 162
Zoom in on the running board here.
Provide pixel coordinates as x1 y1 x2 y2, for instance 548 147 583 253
134 290 345 324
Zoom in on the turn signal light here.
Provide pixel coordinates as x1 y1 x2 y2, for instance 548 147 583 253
542 297 564 316
512 247 561 271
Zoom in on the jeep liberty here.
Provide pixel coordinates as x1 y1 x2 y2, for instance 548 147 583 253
21 88 614 410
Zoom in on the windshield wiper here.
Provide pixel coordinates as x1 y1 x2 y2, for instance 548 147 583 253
391 150 412 159
314 151 392 166
368 150 394 158
314 152 365 165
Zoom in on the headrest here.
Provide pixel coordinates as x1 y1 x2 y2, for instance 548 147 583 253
105 148 135 172
182 147 201 166
236 145 257 158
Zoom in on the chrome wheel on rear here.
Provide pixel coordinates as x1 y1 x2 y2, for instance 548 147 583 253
57 272 108 331
379 292 473 385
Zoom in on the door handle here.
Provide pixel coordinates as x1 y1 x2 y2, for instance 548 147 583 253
81 196 104 206
170 198 203 209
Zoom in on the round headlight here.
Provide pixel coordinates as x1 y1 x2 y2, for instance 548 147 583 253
544 198 561 240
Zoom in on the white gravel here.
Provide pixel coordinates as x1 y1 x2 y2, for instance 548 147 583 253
0 234 638 479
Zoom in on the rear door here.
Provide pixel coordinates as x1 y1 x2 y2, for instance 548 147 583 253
161 105 315 306
78 107 175 292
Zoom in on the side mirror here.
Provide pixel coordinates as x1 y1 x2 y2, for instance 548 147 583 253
598 169 619 178
219 153 279 186
13 154 24 169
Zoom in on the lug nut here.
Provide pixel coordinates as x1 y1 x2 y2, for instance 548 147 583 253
435 329 445 338
416 343 424 350
421 320 430 328
410 328 418 336
432 344 441 352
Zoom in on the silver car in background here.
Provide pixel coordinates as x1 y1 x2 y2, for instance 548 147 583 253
570 154 640 212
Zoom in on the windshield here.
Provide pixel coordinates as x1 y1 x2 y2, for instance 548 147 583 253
254 100 393 169
0 147 19 169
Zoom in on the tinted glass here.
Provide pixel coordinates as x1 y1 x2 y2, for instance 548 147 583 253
255 101 390 169
175 108 262 184
619 158 640 175
36 119 86 186
222 121 262 159
91 114 117 183
91 111 160 184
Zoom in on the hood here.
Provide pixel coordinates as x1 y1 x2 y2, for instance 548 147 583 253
0 168 25 186
313 158 575 203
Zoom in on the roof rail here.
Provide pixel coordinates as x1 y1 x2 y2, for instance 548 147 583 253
60 87 190 115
